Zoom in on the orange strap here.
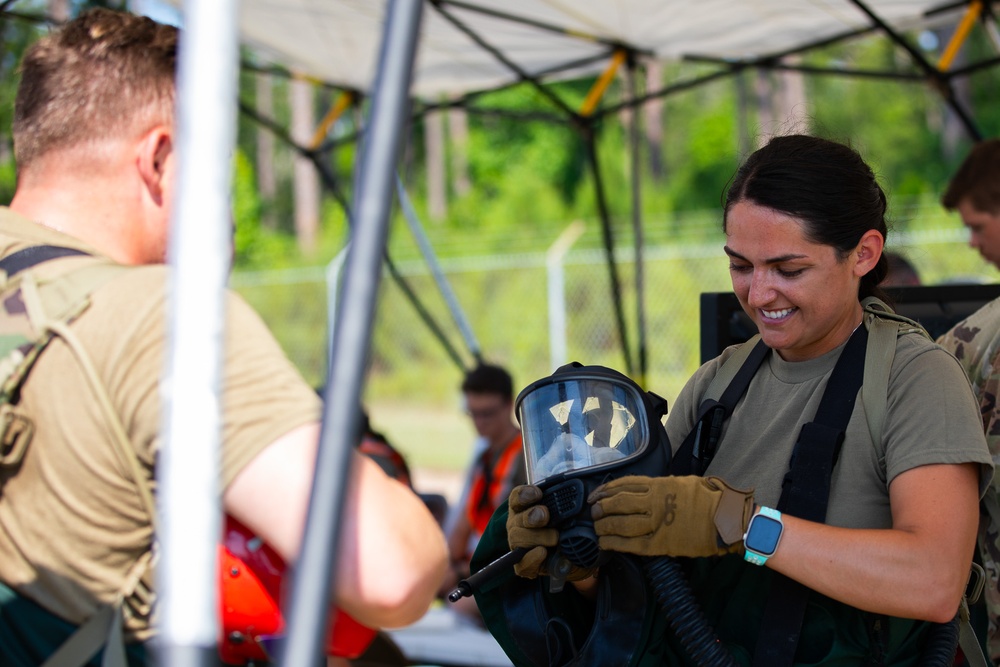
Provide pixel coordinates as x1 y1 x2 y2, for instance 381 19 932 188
466 434 523 534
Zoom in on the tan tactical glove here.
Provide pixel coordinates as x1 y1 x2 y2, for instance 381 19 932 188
506 485 595 581
588 475 754 558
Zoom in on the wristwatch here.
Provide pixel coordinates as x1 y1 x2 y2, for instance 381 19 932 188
743 506 783 566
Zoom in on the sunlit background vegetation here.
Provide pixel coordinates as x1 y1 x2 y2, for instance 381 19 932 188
2 1 999 492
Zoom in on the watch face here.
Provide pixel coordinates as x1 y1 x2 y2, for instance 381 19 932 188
745 515 782 556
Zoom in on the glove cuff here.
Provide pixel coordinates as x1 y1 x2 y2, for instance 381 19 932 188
709 477 755 547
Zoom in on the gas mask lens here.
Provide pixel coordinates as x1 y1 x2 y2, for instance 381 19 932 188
518 377 648 485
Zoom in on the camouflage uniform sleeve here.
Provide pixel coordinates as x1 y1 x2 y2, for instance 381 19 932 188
939 314 1000 662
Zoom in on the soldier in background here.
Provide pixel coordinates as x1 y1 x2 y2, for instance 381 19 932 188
882 250 922 287
936 138 1000 662
438 363 526 625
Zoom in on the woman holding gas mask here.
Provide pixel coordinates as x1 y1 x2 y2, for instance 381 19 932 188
470 135 993 666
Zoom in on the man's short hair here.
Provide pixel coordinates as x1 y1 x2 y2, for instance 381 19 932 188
942 139 1000 215
13 8 178 169
461 363 513 401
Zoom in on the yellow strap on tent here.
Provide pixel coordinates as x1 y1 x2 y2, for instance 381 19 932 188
310 90 355 150
939 0 983 71
580 50 626 117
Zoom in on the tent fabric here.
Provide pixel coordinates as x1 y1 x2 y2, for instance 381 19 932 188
163 0 965 99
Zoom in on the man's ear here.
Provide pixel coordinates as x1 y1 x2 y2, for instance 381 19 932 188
136 126 173 205
855 229 885 276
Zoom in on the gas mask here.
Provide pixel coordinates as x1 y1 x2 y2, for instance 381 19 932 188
515 362 671 572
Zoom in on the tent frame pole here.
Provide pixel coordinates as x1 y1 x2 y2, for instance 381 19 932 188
848 0 983 140
428 0 580 118
157 0 240 666
278 2 424 665
583 124 634 376
626 55 648 386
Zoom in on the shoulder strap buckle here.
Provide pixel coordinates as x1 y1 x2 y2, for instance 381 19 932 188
0 404 33 467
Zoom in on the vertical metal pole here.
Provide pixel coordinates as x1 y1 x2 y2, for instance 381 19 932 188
279 2 424 666
626 60 648 387
546 221 585 369
583 126 634 376
325 242 351 366
158 0 240 666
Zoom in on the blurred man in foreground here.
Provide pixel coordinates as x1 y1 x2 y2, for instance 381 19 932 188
0 8 446 665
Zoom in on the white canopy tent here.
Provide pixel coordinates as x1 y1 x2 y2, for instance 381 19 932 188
165 0 990 102
162 0 999 384
145 2 999 666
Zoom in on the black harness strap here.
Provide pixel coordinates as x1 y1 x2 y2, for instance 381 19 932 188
0 246 89 278
671 338 770 476
752 325 868 667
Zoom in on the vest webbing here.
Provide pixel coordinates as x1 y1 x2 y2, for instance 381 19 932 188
671 334 768 477
467 434 524 535
0 245 145 667
753 325 867 667
677 300 989 667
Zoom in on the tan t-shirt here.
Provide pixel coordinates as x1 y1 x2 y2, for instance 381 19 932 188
666 324 993 529
0 208 321 637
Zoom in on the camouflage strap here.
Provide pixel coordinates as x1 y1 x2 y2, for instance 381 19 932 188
5 253 150 667
20 270 155 520
40 603 125 667
959 563 990 667
860 296 930 450
860 297 989 666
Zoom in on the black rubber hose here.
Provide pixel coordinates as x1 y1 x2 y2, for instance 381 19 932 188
643 556 739 667
916 617 959 667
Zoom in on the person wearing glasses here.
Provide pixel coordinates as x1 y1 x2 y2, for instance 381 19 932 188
439 362 526 624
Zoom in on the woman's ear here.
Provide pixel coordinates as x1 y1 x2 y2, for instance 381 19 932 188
136 126 173 205
855 229 885 277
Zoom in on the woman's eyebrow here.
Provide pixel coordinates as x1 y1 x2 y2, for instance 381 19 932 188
723 246 808 264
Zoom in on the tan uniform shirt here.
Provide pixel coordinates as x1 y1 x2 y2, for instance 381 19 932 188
0 208 321 637
667 323 992 529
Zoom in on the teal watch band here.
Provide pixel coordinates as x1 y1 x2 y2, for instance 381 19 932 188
743 506 783 566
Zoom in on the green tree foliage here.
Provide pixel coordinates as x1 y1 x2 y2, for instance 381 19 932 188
2 8 1000 403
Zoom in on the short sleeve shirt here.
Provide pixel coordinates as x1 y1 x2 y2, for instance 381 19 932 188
0 208 321 637
666 326 993 529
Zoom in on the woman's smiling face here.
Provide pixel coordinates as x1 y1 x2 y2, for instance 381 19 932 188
725 201 879 362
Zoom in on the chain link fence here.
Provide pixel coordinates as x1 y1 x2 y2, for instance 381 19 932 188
231 203 993 486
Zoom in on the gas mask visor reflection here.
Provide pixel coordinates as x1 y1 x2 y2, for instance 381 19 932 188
517 376 648 486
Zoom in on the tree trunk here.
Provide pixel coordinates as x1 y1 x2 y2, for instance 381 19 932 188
256 72 278 230
735 70 752 158
425 108 446 220
779 56 809 135
754 69 778 148
290 77 319 255
448 106 471 197
643 61 665 180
